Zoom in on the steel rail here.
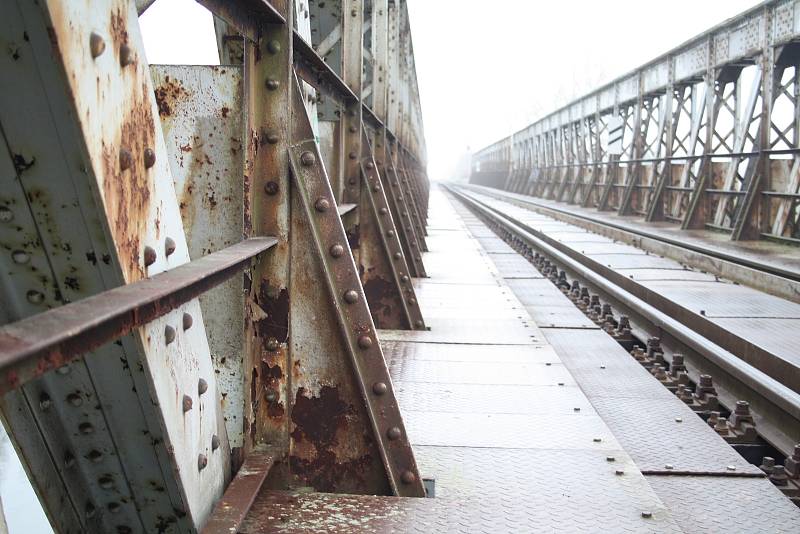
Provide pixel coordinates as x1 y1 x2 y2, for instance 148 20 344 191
447 185 800 425
467 185 800 289
0 237 277 395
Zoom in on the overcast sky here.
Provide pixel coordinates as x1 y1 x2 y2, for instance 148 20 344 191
140 0 763 181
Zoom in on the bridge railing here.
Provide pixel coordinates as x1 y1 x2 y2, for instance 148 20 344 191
472 0 800 243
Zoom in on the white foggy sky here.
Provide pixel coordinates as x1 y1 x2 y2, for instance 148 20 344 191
139 0 764 180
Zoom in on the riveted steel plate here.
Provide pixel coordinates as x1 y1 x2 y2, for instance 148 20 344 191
543 328 676 400
639 281 800 319
379 316 541 344
487 253 543 278
404 411 619 450
623 268 720 282
388 358 574 386
393 382 595 415
646 475 800 533
585 253 682 270
381 339 561 363
589 397 761 475
713 317 800 368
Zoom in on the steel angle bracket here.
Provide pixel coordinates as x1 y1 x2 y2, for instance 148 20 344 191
286 73 424 497
358 128 426 330
379 140 427 278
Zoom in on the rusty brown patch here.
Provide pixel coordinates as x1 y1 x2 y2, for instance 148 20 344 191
153 76 186 118
346 224 360 250
259 359 285 419
363 275 397 327
255 282 289 343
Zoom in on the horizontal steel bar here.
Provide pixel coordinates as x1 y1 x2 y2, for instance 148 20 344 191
201 447 277 534
0 237 277 394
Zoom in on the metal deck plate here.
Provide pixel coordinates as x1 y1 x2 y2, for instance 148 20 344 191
713 317 800 368
379 316 540 344
561 242 649 255
623 268 720 282
382 339 560 363
585 253 683 270
505 278 601 329
646 476 800 533
474 236 517 253
388 358 574 386
487 253 543 278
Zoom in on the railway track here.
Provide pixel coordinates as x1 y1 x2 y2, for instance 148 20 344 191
448 184 800 506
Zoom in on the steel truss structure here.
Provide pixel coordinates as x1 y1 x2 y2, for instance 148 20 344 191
472 0 800 244
0 0 429 532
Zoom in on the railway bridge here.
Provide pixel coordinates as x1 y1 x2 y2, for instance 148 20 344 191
1 0 800 532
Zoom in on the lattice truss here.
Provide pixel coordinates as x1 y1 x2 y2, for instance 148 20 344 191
0 0 431 532
475 1 800 243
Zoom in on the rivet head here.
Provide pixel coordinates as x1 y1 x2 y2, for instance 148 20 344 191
266 133 279 144
89 32 106 58
119 44 134 66
12 250 30 264
198 454 208 471
380 207 389 215
67 393 83 407
348 177 357 185
314 197 330 212
400 275 409 283
387 230 395 238
182 312 193 330
366 161 375 170
198 378 208 395
64 452 76 468
85 503 96 518
265 78 280 90
343 290 359 304
414 320 424 328
144 246 157 267
39 393 52 411
372 382 388 395
387 427 402 440
0 206 13 222
119 148 133 171
408 297 416 305
79 422 94 434
165 325 176 345
300 151 316 166
372 185 380 192
348 151 358 160
88 450 103 463
99 476 114 489
330 244 345 258
264 181 279 195
265 337 279 352
143 148 156 168
393 252 402 260
182 395 193 413
211 434 220 451
108 502 121 514
348 125 358 133
164 237 176 257
266 40 281 54
400 470 416 484
26 290 45 304
357 335 373 349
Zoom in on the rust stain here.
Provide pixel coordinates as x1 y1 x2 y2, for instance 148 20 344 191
259 358 285 420
255 282 289 344
363 275 398 328
346 224 360 250
154 76 186 118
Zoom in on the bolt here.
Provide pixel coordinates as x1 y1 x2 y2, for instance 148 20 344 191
593 437 602 443
266 337 279 351
760 456 775 474
198 454 208 471
726 465 736 471
144 246 157 267
357 335 373 349
300 151 316 166
372 382 388 395
675 417 683 423
770 465 789 486
264 181 279 195
182 395 193 413
641 511 652 519
39 393 52 411
664 464 673 470
27 290 44 304
165 325 176 345
198 378 208 395
89 32 106 58
119 44 134 66
182 312 193 330
400 470 416 484
387 427 402 440
615 469 624 476
606 456 615 462
266 40 281 54
265 78 279 90
330 244 345 258
165 237 176 257
211 435 220 451
344 290 359 303
143 148 156 168
119 148 133 171
315 197 330 212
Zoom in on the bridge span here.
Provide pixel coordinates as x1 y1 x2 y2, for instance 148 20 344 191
1 0 800 532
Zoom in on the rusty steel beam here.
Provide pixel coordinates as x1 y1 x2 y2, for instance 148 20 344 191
0 238 276 396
